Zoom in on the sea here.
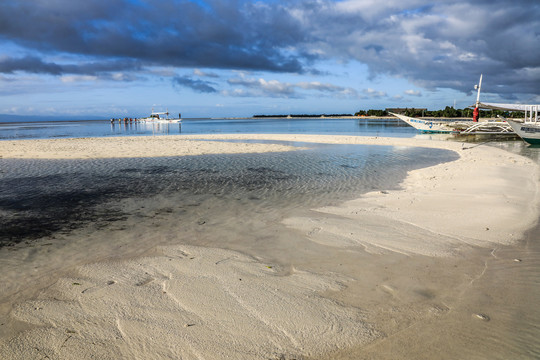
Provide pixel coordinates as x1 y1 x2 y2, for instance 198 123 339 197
0 117 417 140
1 117 539 358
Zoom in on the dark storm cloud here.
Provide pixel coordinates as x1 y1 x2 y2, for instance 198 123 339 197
0 56 141 77
0 56 63 75
0 0 304 73
0 0 539 99
173 76 218 93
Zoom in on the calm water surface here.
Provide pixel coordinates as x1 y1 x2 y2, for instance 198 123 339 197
0 117 415 140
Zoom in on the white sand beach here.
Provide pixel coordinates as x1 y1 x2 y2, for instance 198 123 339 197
1 134 539 359
0 136 303 159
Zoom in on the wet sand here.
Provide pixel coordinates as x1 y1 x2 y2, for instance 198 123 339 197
1 134 539 359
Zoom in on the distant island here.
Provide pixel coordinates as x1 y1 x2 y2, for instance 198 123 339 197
253 113 357 118
254 106 525 119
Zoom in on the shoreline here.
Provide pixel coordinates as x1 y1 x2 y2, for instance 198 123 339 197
1 134 539 359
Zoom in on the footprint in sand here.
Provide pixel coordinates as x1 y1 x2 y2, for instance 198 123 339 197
81 279 117 294
474 313 490 321
135 277 155 287
380 284 397 297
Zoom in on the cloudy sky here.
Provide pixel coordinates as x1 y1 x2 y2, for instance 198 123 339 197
0 0 539 118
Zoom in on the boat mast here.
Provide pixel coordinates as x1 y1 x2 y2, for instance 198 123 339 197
473 74 482 122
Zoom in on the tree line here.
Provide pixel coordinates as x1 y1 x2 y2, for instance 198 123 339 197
355 106 525 118
253 114 354 118
254 106 526 119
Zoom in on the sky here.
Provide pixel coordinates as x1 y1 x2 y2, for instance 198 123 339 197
0 0 539 119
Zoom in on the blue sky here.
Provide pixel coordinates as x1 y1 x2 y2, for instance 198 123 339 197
0 0 539 118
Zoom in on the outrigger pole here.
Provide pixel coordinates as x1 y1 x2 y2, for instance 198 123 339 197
473 74 482 122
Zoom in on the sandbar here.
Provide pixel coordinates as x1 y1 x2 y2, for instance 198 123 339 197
0 136 302 159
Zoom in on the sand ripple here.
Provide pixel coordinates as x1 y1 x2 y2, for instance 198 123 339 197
0 245 378 359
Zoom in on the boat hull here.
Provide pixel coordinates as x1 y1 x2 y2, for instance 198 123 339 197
143 119 182 124
391 112 513 135
138 117 182 124
506 119 540 144
390 112 457 133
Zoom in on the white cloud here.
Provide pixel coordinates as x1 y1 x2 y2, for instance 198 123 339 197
363 88 387 98
291 0 540 97
60 75 98 83
404 89 422 96
194 69 219 78
221 88 251 97
226 75 359 98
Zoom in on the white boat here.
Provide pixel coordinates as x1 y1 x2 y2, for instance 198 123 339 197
139 110 182 124
391 112 513 134
478 102 540 144
389 112 459 133
391 75 513 135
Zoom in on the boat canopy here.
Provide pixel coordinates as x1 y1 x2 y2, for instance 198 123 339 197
478 102 539 123
477 102 540 112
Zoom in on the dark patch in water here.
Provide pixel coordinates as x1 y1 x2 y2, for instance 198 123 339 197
120 168 141 173
0 146 458 247
0 173 130 246
141 166 173 175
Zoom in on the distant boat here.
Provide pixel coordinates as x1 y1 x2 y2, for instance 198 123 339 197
139 109 182 124
478 102 540 144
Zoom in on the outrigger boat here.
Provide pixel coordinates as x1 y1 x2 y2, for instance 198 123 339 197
139 109 182 124
477 102 540 144
391 75 513 135
391 112 513 134
389 113 458 133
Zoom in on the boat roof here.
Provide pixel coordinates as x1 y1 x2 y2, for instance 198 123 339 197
477 102 540 112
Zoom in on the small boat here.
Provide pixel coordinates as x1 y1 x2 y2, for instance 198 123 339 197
390 112 513 134
392 75 513 135
478 102 540 144
389 112 459 133
505 119 540 144
139 109 182 124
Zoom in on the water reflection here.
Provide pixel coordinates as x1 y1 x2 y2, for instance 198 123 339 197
110 121 182 136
